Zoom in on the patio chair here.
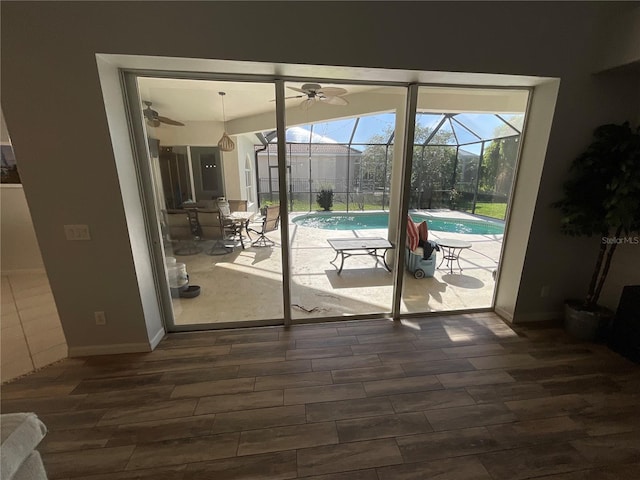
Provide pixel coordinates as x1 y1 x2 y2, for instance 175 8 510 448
228 199 247 212
215 197 248 246
165 209 201 255
197 209 234 255
247 205 280 247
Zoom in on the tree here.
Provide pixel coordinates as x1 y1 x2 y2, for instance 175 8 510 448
357 132 393 192
410 127 456 208
358 124 458 209
480 136 519 195
553 122 640 309
316 187 334 211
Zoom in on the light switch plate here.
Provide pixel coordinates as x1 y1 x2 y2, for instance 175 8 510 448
64 224 91 241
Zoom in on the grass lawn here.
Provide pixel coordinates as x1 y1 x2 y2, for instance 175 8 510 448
473 202 507 220
264 198 506 219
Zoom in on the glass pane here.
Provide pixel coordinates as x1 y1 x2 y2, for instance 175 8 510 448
408 145 457 210
350 144 392 211
450 119 482 144
286 83 404 321
475 137 520 220
401 86 528 317
454 147 480 213
499 113 525 133
137 77 283 328
311 118 357 144
289 143 311 211
426 117 458 145
454 113 518 140
351 113 396 144
284 125 313 143
415 113 443 144
1 144 21 184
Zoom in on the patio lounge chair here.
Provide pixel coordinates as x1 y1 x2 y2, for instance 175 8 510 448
247 205 280 247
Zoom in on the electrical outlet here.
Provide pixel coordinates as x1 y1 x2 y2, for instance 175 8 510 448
95 311 106 325
64 224 91 241
540 285 550 298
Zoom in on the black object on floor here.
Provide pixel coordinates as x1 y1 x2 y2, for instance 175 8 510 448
608 285 640 363
179 285 201 298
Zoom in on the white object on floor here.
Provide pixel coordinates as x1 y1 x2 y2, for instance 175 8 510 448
0 413 48 480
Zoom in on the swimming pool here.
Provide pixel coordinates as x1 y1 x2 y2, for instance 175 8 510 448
293 212 504 235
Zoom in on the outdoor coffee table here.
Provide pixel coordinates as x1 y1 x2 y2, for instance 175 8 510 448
327 237 394 274
436 238 472 274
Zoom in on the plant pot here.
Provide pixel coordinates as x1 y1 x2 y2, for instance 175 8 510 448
564 300 614 342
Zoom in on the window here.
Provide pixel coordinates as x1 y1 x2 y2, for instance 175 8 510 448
1 144 20 184
245 153 254 204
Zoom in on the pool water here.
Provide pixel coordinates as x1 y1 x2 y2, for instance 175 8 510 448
293 212 504 235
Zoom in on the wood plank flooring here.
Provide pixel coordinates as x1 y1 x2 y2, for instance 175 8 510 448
2 313 639 479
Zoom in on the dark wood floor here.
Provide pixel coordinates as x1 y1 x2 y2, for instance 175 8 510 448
2 313 639 479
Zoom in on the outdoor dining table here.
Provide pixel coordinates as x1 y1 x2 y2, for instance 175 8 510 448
327 237 394 274
226 211 255 249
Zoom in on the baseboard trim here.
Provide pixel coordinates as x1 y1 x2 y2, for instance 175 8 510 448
149 327 166 351
494 306 514 323
68 342 152 357
1 268 48 276
512 310 563 323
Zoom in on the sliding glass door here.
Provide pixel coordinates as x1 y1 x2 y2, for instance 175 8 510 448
279 82 406 321
400 86 528 315
131 76 285 329
125 72 529 330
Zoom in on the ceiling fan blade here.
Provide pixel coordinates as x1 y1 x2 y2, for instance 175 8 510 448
158 116 185 127
321 96 349 106
287 86 309 94
270 95 306 102
317 87 347 97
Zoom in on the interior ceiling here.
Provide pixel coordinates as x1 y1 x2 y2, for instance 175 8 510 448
137 78 380 123
137 77 529 129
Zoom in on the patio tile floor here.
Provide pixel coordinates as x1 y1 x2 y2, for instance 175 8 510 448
169 212 502 326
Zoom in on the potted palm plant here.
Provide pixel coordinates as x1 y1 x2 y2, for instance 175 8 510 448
553 122 640 340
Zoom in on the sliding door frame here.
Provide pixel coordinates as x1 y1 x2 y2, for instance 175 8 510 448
122 67 529 331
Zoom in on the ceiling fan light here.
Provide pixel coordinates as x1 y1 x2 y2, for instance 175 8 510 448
218 132 235 152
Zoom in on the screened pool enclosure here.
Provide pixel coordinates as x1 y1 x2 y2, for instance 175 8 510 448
257 112 523 219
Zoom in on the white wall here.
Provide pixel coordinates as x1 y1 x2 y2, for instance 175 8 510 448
151 120 224 146
1 186 45 271
1 111 68 379
151 120 246 205
1 2 639 354
1 108 10 143
1 186 69 382
233 134 260 209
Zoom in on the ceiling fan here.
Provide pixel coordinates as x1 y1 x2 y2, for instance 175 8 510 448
284 83 349 110
142 101 185 127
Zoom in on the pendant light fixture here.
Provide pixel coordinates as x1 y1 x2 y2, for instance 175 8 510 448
217 91 235 152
